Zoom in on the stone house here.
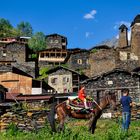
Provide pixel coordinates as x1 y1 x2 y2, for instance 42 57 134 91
67 49 90 74
45 66 88 93
88 45 116 77
0 38 36 78
82 14 140 77
38 34 68 69
82 68 140 102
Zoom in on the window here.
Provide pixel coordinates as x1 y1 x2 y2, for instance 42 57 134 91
77 59 82 64
54 40 59 43
63 77 69 84
51 78 57 84
127 53 131 60
62 53 66 57
45 53 49 57
40 53 44 58
2 50 6 57
63 77 67 84
86 59 89 64
67 78 69 82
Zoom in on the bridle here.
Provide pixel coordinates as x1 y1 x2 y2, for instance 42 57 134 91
93 99 102 110
93 94 114 111
105 95 110 105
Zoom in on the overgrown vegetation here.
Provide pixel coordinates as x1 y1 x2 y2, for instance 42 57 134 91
0 119 140 140
38 67 50 80
76 68 85 75
91 49 97 53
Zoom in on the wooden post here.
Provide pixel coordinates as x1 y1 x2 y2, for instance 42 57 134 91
96 90 100 104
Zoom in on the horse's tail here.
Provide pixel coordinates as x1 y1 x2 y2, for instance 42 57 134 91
47 101 57 132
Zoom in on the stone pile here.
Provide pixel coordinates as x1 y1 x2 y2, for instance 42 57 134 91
0 103 49 132
112 103 140 120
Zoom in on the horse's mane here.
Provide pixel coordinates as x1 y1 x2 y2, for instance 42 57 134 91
55 101 67 109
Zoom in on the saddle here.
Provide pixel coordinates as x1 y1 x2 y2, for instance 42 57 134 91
67 97 95 114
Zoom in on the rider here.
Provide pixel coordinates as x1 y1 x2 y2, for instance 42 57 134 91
78 84 88 109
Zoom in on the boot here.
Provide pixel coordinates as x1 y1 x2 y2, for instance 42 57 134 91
84 101 89 109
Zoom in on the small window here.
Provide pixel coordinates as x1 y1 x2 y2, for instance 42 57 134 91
86 59 89 64
40 53 44 58
77 59 82 64
45 53 49 57
2 50 6 57
63 77 67 84
54 40 59 43
127 53 130 60
51 78 57 85
62 53 66 57
67 78 69 82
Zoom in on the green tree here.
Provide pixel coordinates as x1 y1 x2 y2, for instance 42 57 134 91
17 21 33 37
0 18 15 37
28 32 46 52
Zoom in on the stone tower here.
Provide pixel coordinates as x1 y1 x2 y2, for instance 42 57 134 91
118 24 128 48
131 14 140 57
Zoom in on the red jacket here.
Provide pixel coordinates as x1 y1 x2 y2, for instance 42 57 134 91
78 87 86 101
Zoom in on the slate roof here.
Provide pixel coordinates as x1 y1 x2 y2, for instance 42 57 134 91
81 68 139 84
46 33 67 39
131 14 140 26
45 66 89 79
0 65 33 78
89 45 111 51
119 24 128 30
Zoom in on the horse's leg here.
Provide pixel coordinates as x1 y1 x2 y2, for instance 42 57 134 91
57 107 66 132
90 111 102 134
91 116 98 134
89 113 95 131
47 102 57 132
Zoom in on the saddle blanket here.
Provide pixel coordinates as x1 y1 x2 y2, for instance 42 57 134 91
68 97 95 110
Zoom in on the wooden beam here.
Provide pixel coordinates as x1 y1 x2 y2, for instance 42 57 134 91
86 86 139 91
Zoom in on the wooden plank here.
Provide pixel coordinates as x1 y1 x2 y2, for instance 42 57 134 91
86 86 139 91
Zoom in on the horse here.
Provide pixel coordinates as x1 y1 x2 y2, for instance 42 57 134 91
48 92 117 134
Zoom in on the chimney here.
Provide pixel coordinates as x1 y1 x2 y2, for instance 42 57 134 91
131 14 140 56
118 24 128 48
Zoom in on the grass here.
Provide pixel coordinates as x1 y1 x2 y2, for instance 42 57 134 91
0 119 140 140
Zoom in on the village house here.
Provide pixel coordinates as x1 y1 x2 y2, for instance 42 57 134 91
65 14 140 78
82 68 140 102
67 48 90 74
45 66 88 93
0 14 140 96
38 34 68 69
0 37 36 78
0 65 42 95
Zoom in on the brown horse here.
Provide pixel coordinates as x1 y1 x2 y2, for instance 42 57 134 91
48 93 117 134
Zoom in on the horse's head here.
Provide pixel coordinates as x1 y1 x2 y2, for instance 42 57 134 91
106 92 117 111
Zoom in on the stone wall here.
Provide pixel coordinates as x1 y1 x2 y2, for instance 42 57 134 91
46 34 67 49
113 103 140 120
84 70 140 101
115 48 139 72
68 51 90 71
89 49 116 77
0 43 26 63
48 69 73 93
0 102 49 132
131 23 140 58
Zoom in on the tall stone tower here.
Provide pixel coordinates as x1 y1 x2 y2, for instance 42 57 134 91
131 14 140 57
118 24 128 48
